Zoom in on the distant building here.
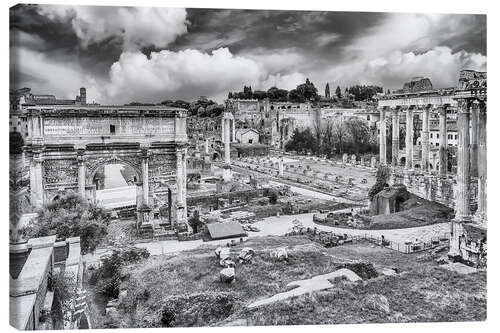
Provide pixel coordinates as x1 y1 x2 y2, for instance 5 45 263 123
9 87 90 139
236 128 260 144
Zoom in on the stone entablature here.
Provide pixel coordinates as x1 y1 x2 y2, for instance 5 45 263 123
24 105 187 147
377 90 456 109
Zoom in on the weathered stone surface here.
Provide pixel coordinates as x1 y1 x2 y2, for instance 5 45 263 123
238 247 254 263
220 267 235 283
270 247 288 261
362 294 390 314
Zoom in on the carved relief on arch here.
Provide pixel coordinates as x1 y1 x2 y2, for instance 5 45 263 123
43 159 78 184
85 155 142 183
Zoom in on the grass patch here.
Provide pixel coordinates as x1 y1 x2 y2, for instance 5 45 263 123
94 236 486 328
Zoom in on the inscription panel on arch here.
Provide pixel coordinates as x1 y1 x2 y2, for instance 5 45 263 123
43 117 175 137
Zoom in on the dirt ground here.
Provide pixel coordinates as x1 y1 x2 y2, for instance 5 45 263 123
94 235 486 328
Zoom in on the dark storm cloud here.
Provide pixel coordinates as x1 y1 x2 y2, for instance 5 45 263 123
10 4 487 103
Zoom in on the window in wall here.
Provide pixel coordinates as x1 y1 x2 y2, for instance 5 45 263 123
455 134 458 140
110 124 116 134
436 134 439 139
430 133 433 138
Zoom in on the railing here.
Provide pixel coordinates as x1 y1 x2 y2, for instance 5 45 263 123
355 233 450 254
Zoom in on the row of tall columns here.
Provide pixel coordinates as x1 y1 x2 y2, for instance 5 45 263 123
391 109 399 166
405 107 414 169
379 109 386 165
438 107 448 175
384 105 448 172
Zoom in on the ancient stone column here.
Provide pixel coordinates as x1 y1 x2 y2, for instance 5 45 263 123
221 117 225 143
455 99 471 220
77 153 86 198
391 108 399 166
135 181 143 208
176 149 186 224
204 139 209 154
141 149 149 206
30 153 43 208
379 108 387 165
421 106 430 171
232 119 236 142
405 107 413 169
470 101 479 177
182 147 188 217
224 118 231 164
476 101 487 224
279 156 284 176
438 107 448 175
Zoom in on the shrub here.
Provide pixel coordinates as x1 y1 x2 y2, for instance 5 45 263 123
89 247 150 299
19 192 111 254
368 166 390 200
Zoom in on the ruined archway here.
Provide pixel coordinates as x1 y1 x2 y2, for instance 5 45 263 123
24 105 189 228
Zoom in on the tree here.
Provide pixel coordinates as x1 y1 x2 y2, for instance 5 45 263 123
284 128 316 154
325 83 330 99
345 118 371 155
296 78 319 102
288 89 305 103
10 132 24 155
19 192 111 254
267 87 289 102
252 90 267 100
332 120 347 155
335 86 342 98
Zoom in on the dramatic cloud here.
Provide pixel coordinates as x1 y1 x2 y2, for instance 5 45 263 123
325 46 487 90
37 5 188 50
10 5 486 103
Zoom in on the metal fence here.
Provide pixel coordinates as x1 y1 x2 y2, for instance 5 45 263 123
355 233 450 254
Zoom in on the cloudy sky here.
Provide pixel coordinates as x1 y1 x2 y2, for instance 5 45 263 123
10 4 486 104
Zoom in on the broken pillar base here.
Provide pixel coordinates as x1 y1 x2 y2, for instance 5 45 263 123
222 164 233 182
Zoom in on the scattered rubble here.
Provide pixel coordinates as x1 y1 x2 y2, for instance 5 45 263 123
270 247 288 261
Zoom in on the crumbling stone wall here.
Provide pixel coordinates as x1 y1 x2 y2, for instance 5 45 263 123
390 169 477 211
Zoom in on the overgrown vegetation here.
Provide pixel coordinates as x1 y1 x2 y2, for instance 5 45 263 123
51 271 78 329
92 237 485 327
19 192 111 254
88 246 150 299
285 118 377 156
368 166 390 201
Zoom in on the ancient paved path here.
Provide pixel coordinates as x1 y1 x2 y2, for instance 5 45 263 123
248 268 361 308
251 213 450 243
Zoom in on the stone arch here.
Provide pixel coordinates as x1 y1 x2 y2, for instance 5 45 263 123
400 156 406 165
85 156 142 185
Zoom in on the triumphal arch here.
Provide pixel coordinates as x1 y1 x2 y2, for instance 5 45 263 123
23 105 188 228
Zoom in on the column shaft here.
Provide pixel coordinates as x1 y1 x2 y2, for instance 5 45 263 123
182 148 188 217
422 107 430 171
470 103 479 177
456 101 471 219
379 109 386 165
224 119 231 164
78 158 86 198
405 108 413 168
142 153 149 206
392 109 399 166
476 103 487 223
439 107 448 175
